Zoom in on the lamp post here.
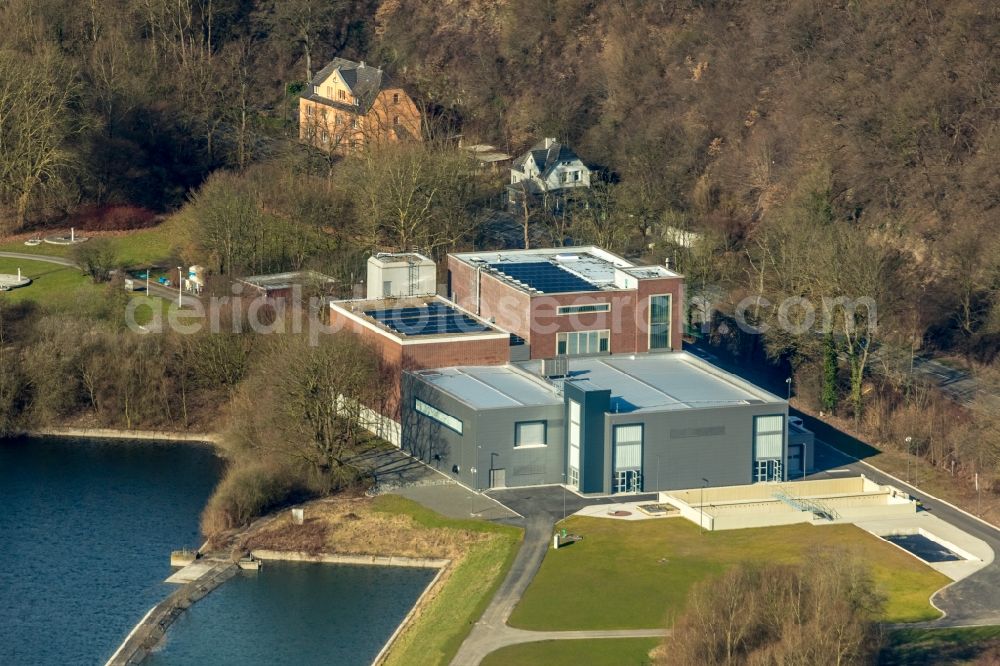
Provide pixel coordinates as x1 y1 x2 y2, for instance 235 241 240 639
905 436 913 486
177 266 183 307
145 267 149 295
785 377 792 401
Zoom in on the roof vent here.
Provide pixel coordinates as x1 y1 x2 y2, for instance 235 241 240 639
542 357 568 379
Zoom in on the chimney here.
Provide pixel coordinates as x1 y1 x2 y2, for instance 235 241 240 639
665 257 674 271
544 137 555 149
360 60 365 69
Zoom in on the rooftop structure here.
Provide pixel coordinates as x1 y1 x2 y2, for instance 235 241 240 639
452 247 679 296
239 271 336 293
366 252 436 300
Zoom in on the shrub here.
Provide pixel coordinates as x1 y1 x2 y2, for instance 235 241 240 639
200 461 309 536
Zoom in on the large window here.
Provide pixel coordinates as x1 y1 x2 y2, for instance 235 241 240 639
556 329 610 356
515 421 547 448
557 303 611 315
753 414 784 482
568 400 581 488
613 424 643 493
649 294 672 350
414 398 463 435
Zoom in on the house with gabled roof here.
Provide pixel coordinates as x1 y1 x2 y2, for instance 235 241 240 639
508 137 591 210
298 57 422 153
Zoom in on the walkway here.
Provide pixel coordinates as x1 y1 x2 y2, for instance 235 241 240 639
804 422 1000 627
450 487 662 665
0 251 201 307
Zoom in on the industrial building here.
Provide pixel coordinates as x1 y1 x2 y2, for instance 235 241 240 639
333 246 811 495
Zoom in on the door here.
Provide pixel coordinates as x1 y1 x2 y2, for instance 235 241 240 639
788 444 804 477
490 468 506 489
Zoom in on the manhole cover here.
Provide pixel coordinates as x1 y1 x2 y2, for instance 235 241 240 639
610 510 631 517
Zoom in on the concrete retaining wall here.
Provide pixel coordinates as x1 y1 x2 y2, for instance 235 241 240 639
251 549 448 569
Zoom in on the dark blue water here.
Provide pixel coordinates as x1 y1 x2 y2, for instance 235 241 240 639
146 562 435 665
0 437 224 665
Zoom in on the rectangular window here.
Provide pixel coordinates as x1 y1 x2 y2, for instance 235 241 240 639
415 398 463 435
515 421 546 448
556 330 610 356
573 170 581 181
568 400 581 488
393 115 400 126
754 415 784 459
325 86 333 98
352 117 360 129
321 130 329 144
557 303 611 315
649 294 672 350
338 89 346 100
335 115 342 126
613 424 643 471
392 93 400 104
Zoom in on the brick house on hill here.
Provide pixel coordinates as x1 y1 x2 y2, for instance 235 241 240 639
299 57 422 153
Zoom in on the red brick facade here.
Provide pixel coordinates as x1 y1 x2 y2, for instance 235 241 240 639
448 255 684 359
329 305 509 419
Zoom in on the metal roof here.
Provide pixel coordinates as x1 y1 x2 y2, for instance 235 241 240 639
413 366 563 410
415 352 784 414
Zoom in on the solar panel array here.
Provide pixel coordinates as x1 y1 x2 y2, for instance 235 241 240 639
488 261 598 293
365 301 492 336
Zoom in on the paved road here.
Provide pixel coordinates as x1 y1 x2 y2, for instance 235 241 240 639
450 487 661 665
0 250 201 307
800 413 1000 627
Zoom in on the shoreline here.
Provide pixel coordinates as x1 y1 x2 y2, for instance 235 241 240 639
8 427 222 446
108 549 452 666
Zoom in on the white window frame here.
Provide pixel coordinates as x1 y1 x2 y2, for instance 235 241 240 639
568 400 581 488
515 421 547 448
414 398 463 435
556 329 610 356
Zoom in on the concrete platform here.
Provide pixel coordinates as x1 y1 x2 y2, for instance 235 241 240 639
165 558 222 584
572 500 681 521
856 513 995 582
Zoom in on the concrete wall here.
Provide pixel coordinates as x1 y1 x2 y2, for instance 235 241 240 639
401 372 564 490
608 402 787 494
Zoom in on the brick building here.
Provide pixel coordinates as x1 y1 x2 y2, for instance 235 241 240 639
298 58 421 153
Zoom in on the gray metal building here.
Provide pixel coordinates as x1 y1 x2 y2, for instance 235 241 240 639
400 352 797 494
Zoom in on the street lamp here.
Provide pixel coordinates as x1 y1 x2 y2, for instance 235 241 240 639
177 266 183 307
905 436 913 486
785 377 792 401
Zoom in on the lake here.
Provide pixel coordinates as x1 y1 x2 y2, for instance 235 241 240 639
146 562 436 665
0 436 223 665
0 436 437 666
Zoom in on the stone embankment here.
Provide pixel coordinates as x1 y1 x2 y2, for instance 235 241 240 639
20 427 220 444
105 559 237 666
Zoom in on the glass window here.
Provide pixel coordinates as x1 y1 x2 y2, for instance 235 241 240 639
515 421 546 447
754 414 784 459
556 330 610 356
649 294 672 350
414 398 463 434
613 424 643 471
557 303 611 315
393 93 400 104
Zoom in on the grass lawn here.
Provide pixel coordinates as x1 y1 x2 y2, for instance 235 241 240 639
0 257 100 308
373 495 522 666
882 626 1000 665
481 638 660 666
0 214 188 267
509 517 948 631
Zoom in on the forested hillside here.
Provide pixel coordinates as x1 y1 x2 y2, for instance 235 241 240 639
2 1 1000 503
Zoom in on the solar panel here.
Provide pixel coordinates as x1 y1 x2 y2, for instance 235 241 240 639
488 261 597 293
364 303 491 336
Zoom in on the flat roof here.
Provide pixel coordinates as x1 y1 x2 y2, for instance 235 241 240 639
413 366 563 410
451 246 681 295
239 271 335 290
365 300 492 336
529 354 784 412
415 351 785 413
332 295 508 341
